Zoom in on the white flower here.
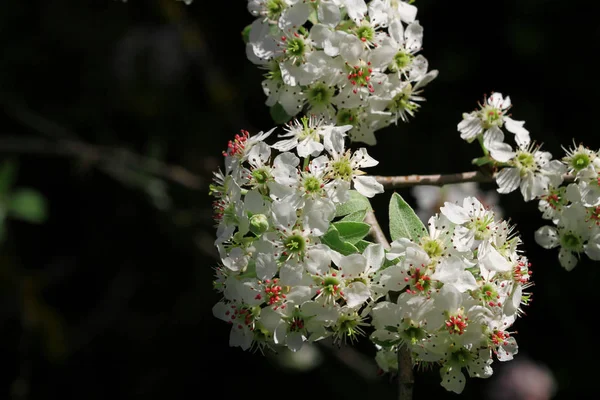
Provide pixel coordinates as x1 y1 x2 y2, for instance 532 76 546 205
495 142 566 202
458 92 530 147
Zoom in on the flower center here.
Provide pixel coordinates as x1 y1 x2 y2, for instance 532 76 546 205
420 237 445 259
515 151 536 172
476 283 501 307
347 62 374 93
331 157 354 182
560 232 582 252
307 83 334 108
571 153 591 171
445 314 468 335
388 85 418 114
334 311 366 344
266 0 286 20
356 24 375 43
449 347 473 367
283 233 306 256
302 174 324 194
337 109 358 126
403 323 426 345
481 105 503 129
251 167 272 185
281 33 307 64
390 51 413 72
466 215 495 241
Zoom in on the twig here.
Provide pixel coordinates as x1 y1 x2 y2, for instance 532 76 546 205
364 210 414 400
0 135 204 190
373 171 574 189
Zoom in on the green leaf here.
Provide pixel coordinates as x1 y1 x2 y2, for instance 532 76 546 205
333 221 371 244
241 24 252 44
340 209 367 222
354 240 371 252
321 225 359 256
471 156 493 166
8 188 48 224
270 103 292 125
388 192 426 242
335 190 372 217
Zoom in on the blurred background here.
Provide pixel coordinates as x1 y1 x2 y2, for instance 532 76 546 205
0 0 597 399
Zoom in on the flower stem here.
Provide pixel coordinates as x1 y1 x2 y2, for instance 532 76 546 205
364 210 414 400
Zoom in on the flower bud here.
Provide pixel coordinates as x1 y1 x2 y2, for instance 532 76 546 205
249 213 269 236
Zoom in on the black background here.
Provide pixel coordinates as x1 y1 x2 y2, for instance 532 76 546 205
0 0 598 399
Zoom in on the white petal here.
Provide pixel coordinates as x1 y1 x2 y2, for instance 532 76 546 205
353 175 384 198
558 247 578 271
344 281 370 308
496 168 520 194
504 117 530 147
440 201 470 224
534 226 559 249
317 2 341 26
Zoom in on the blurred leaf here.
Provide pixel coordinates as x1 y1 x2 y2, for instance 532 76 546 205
388 192 425 242
270 103 292 125
241 24 252 44
8 188 48 223
0 159 18 195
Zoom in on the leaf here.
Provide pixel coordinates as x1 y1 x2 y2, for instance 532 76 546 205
241 24 252 44
340 209 367 222
270 103 292 125
354 240 371 252
0 160 18 195
335 190 372 217
8 188 48 224
388 192 426 242
321 225 359 256
333 221 371 244
472 156 492 166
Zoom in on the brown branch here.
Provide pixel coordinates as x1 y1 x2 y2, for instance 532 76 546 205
373 171 575 190
364 210 414 400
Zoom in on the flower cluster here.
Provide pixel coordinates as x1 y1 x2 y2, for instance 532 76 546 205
245 0 438 145
534 143 600 270
370 196 531 394
458 93 600 270
210 116 385 352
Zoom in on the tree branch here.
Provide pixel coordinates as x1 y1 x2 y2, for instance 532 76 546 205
373 171 574 189
0 135 204 190
364 210 414 400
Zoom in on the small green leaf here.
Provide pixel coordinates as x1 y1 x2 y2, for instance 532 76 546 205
8 188 48 224
270 103 292 125
388 192 426 242
335 190 372 217
340 209 367 222
321 225 359 256
333 221 371 244
471 156 493 166
241 24 252 44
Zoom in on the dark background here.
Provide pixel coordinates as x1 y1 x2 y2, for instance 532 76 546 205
0 0 598 399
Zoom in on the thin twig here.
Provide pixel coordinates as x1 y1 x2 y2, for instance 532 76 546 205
364 210 414 400
373 171 574 190
0 135 204 190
